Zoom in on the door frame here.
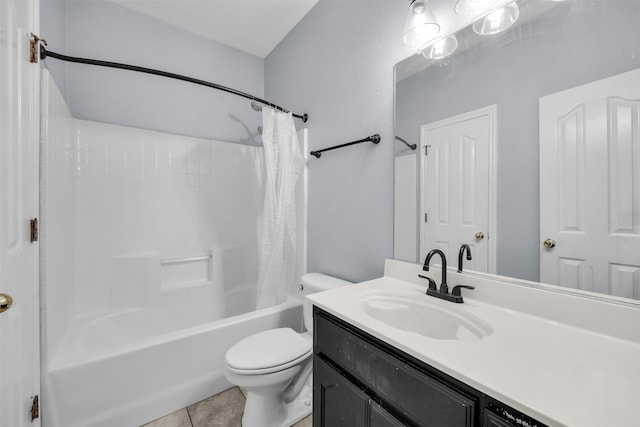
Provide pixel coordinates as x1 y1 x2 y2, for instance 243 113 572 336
419 105 497 273
0 0 41 425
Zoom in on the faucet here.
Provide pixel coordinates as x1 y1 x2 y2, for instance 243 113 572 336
458 244 472 272
422 249 448 294
418 248 475 303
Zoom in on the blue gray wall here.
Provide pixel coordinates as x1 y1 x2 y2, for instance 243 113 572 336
395 1 640 282
38 0 640 288
41 0 416 283
41 0 264 144
265 0 412 282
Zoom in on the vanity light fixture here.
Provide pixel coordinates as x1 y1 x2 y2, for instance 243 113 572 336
421 34 458 59
472 1 520 35
402 0 440 49
454 0 498 16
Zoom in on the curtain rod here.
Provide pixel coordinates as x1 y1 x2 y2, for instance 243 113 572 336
310 134 381 159
395 136 417 150
39 45 309 123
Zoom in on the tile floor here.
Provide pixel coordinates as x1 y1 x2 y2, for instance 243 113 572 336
141 387 312 427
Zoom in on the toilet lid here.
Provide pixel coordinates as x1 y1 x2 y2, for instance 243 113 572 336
225 328 312 372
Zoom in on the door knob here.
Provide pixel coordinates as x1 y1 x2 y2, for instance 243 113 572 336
475 232 485 240
543 239 556 248
0 293 13 314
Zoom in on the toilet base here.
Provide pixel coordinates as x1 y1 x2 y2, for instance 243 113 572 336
242 383 312 427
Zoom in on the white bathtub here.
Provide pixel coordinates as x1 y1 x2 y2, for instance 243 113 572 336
42 294 303 427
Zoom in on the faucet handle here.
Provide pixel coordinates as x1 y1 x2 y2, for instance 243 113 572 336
418 274 437 290
451 285 475 297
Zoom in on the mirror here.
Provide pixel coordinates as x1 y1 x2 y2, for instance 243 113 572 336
394 0 640 301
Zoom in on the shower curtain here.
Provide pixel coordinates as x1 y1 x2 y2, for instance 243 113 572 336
257 108 305 309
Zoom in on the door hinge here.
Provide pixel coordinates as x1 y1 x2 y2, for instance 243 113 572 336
424 213 428 223
29 33 47 64
30 218 38 243
31 395 39 420
424 145 431 156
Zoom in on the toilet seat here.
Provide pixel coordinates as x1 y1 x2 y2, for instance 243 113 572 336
225 328 312 375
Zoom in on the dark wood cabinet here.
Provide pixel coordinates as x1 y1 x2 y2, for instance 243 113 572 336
313 307 546 427
314 356 369 427
314 356 406 427
484 411 517 427
370 403 406 427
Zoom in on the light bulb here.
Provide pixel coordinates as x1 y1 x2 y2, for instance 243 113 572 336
402 0 440 49
472 1 520 35
421 34 458 60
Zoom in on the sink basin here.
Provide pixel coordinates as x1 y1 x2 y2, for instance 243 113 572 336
360 293 493 341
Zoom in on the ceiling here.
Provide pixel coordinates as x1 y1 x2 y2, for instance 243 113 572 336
113 0 319 58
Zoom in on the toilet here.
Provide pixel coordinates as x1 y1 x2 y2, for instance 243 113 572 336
224 273 351 427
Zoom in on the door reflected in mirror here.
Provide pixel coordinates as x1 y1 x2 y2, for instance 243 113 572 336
420 105 496 275
394 0 640 301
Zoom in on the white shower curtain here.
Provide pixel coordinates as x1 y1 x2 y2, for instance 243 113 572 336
257 107 305 309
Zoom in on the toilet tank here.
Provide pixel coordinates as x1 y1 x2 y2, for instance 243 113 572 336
299 273 352 332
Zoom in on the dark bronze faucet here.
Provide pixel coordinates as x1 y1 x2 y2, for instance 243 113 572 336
423 249 448 293
418 248 475 303
458 244 472 273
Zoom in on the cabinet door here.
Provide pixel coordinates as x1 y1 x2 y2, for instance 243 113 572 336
370 404 406 427
313 356 369 427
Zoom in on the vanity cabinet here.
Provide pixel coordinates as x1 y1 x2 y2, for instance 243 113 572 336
313 307 546 427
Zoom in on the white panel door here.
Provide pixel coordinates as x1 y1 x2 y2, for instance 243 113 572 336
421 106 496 272
540 68 640 299
0 1 41 426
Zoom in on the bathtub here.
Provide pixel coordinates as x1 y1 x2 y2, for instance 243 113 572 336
42 293 303 427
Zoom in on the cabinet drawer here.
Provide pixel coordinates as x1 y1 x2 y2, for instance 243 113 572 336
484 411 514 427
315 309 373 385
315 310 476 427
483 405 546 427
370 348 475 426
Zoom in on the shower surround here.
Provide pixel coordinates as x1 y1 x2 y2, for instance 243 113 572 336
40 71 306 427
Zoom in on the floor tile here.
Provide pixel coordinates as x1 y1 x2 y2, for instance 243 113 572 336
239 387 247 398
141 408 192 427
292 414 312 427
187 387 245 427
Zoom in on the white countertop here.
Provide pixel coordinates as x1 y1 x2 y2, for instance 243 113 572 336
308 260 640 427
